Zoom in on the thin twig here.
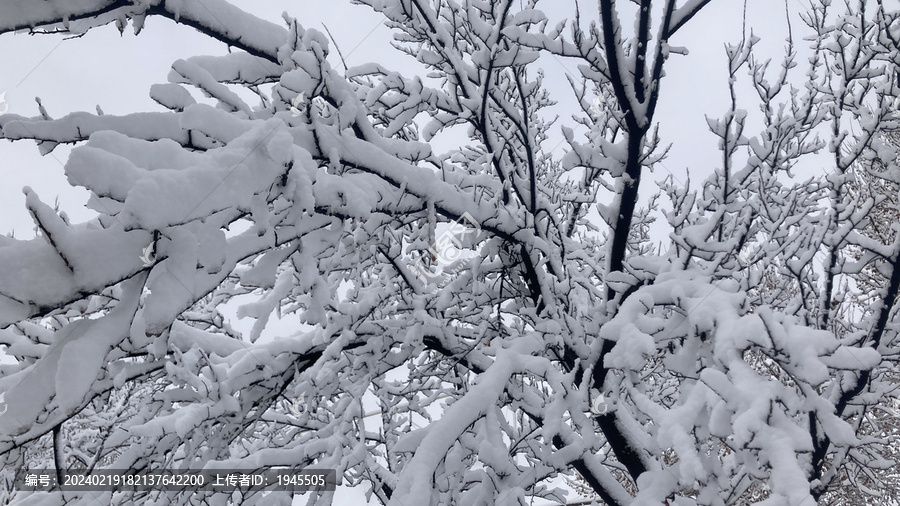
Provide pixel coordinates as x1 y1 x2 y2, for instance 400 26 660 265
322 23 349 72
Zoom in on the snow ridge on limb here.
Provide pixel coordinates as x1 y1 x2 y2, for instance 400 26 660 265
0 0 140 34
389 338 547 506
0 273 145 448
0 222 152 327
0 0 287 63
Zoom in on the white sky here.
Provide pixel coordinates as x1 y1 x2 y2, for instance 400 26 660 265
0 1 814 503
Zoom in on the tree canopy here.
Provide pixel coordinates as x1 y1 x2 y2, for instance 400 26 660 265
1 1 900 505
